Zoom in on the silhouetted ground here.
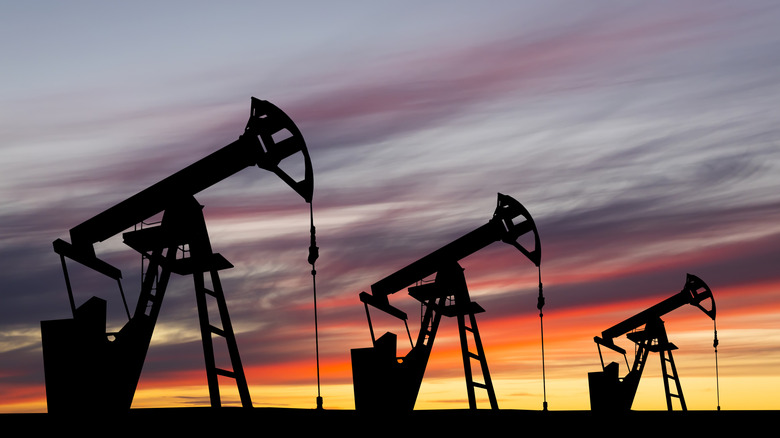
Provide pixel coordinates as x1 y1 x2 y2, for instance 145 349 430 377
1 408 774 435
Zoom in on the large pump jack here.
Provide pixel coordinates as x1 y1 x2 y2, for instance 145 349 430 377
589 274 717 412
41 98 313 413
351 193 542 412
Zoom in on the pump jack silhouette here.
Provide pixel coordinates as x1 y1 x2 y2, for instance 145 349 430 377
41 98 313 414
589 274 717 411
351 193 542 411
34 96 739 424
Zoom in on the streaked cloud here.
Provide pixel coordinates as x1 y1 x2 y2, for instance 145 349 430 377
1 1 779 412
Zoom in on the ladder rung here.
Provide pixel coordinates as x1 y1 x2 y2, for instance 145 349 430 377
468 352 481 360
200 288 216 297
472 382 487 390
214 368 236 378
210 325 226 337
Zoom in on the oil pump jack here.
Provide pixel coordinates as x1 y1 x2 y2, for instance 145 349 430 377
351 193 542 412
589 274 718 412
41 98 314 414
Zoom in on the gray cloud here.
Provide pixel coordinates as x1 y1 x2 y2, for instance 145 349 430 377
2 1 780 410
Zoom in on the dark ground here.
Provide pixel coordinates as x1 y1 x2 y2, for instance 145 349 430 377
1 408 775 436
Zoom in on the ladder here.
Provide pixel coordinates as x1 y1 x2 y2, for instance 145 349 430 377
192 261 252 408
437 263 498 410
456 303 498 410
658 338 686 411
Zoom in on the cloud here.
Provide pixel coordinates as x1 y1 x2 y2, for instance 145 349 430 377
3 1 780 411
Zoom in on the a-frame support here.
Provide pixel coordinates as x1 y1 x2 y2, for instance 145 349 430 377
416 262 498 410
626 318 687 411
124 196 252 408
651 320 686 411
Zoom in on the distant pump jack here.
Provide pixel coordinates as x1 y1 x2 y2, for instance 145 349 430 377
41 98 314 414
351 193 542 412
589 273 718 412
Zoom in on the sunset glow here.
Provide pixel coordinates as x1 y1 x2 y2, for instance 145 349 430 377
2 1 779 414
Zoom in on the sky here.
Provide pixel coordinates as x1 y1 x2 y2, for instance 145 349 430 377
1 1 779 413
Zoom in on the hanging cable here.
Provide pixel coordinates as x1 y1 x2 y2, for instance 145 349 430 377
537 265 547 411
308 202 322 410
713 319 720 411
